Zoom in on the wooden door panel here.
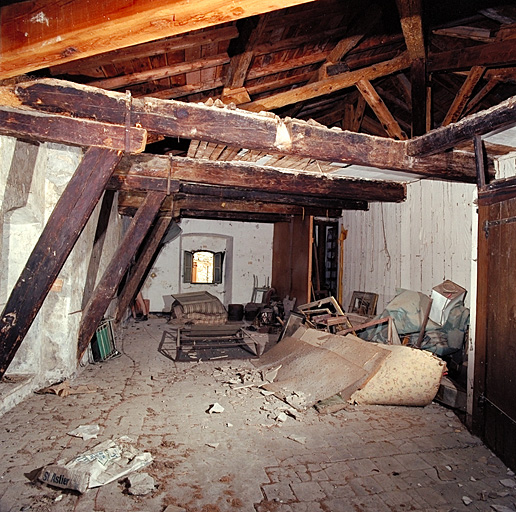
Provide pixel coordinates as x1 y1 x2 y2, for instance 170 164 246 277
475 195 516 471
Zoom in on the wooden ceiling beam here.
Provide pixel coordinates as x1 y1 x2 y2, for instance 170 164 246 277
0 0 315 80
14 79 482 181
108 174 369 210
441 66 486 126
242 52 412 112
114 154 407 203
176 211 294 223
356 79 408 140
0 104 146 153
407 94 516 156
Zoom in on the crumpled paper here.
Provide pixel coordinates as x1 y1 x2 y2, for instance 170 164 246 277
38 436 152 493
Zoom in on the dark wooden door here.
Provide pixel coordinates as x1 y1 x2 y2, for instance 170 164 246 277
474 195 516 471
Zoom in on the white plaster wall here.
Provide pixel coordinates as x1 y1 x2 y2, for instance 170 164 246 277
143 218 274 311
0 136 123 412
340 179 477 313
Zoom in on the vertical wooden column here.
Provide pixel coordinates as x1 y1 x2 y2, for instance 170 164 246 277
77 191 166 359
115 215 172 323
0 147 122 380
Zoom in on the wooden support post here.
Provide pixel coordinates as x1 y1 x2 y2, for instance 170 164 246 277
115 215 172 323
0 148 122 380
474 134 487 190
411 58 427 136
77 191 166 360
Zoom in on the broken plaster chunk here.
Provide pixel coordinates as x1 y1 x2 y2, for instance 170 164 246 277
491 505 515 512
276 412 288 423
127 472 155 496
207 403 224 414
163 506 187 512
499 478 516 488
206 442 219 449
462 496 473 506
263 365 282 383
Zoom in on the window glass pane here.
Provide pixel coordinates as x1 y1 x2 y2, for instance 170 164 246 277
192 251 214 283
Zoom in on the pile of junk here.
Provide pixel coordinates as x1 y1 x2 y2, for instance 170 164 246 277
256 280 469 412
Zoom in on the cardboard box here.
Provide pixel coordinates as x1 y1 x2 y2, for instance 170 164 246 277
429 280 466 326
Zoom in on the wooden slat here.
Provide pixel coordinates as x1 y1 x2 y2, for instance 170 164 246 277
88 54 230 90
356 79 408 140
441 66 486 126
407 94 516 156
0 0 315 79
77 191 166 359
115 215 172 323
0 105 146 153
0 148 122 379
243 52 412 112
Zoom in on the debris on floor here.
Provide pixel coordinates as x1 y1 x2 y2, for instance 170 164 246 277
67 424 100 440
126 472 155 496
35 380 97 397
252 327 445 410
38 436 152 493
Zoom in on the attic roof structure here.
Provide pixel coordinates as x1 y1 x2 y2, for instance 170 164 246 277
1 0 516 222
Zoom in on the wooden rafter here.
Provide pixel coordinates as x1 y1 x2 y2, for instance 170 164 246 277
243 52 412 112
428 38 516 72
0 0 314 79
441 66 486 126
311 5 382 83
407 94 516 156
356 79 408 140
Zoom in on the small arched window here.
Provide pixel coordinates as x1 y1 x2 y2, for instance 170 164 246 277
183 250 224 284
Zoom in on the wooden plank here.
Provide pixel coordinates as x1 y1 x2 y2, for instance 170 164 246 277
428 38 516 72
77 191 166 359
0 0 314 79
49 25 239 76
243 52 412 112
356 79 408 140
395 0 425 60
464 78 499 116
114 153 407 203
407 94 516 157
14 78 483 180
441 66 486 126
88 54 230 90
0 105 146 153
115 215 172 323
474 134 487 189
0 148 122 379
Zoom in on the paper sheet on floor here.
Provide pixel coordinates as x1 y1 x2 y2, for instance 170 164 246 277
38 436 152 493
